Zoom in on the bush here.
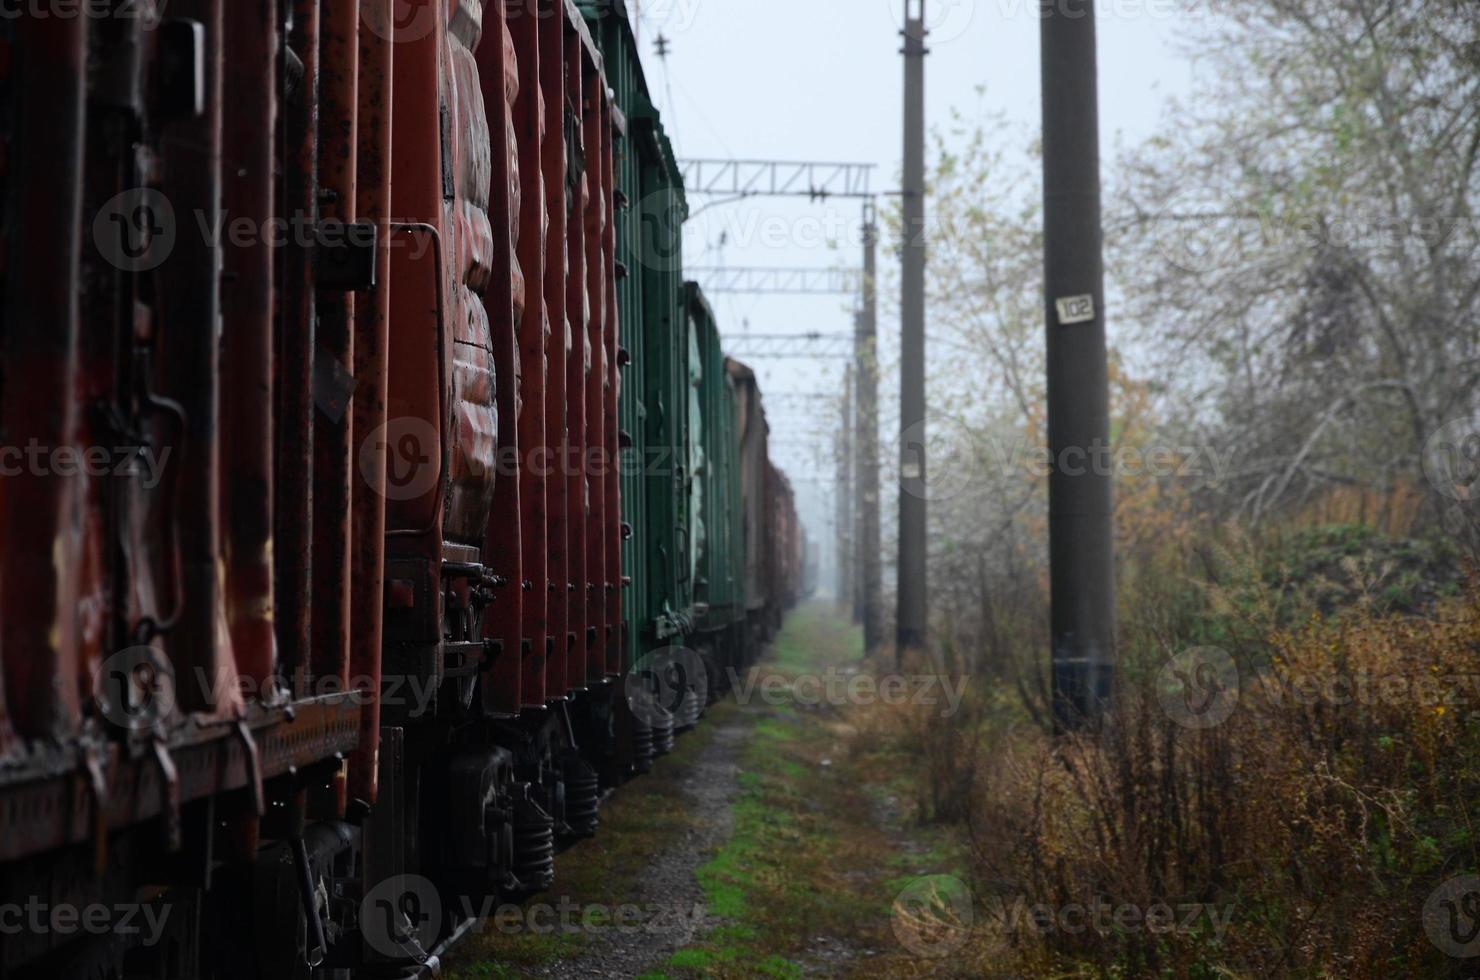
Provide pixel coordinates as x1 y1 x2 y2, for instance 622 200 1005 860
960 530 1480 978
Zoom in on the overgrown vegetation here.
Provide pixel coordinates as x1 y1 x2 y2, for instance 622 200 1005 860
847 1 1480 973
952 531 1480 978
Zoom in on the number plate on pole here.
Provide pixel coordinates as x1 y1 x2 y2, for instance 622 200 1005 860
1055 294 1096 325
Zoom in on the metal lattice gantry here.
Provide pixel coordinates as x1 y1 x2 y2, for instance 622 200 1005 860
722 332 854 360
689 266 861 295
679 160 877 201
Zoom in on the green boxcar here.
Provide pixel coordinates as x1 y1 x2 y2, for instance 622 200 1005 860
581 2 774 721
581 0 693 667
687 284 747 678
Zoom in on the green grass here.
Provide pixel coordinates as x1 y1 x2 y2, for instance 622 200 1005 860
441 713 727 979
663 603 911 978
451 602 982 980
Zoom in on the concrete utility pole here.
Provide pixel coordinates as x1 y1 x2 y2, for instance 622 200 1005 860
857 203 883 652
837 366 854 607
897 0 929 662
1041 0 1116 729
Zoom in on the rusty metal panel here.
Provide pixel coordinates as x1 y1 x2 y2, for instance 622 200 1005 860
277 0 321 698
347 0 393 806
309 0 358 716
511 0 549 709
221 0 280 696
563 27 589 695
446 3 498 549
158 0 245 720
384 1 452 728
729 359 770 613
0 12 88 741
540 0 571 702
582 66 608 685
0 696 360 865
385 0 447 546
477 0 523 716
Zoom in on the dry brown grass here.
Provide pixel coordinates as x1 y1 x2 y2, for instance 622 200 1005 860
941 565 1480 978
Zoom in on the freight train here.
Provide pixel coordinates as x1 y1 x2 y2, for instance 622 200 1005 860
0 1 804 976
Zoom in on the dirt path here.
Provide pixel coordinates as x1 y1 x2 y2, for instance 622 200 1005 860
529 714 752 979
445 603 979 980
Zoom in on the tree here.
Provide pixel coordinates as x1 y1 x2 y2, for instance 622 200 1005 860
1112 0 1480 524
